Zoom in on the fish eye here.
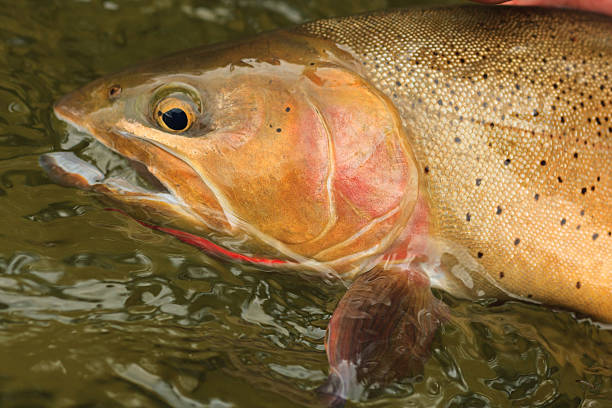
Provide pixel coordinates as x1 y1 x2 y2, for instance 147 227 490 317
154 97 196 133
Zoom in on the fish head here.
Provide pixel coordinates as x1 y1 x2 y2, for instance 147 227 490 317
52 33 421 274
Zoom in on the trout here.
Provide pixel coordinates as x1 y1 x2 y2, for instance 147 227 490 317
41 5 611 404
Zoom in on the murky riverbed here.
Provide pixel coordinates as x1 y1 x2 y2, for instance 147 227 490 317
0 0 610 407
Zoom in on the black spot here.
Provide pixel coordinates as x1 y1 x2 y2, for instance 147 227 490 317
514 238 520 246
593 233 599 240
560 218 566 226
534 193 540 201
477 252 483 258
576 281 581 289
581 187 587 194
499 272 505 279
424 166 430 174
285 107 291 112
276 128 282 133
496 206 502 215
454 137 461 143
527 294 533 298
557 176 563 183
437 99 443 106
466 213 471 222
476 178 482 186
504 159 511 166
533 109 539 117
540 160 547 166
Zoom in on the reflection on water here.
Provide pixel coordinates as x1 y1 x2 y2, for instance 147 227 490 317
0 0 610 407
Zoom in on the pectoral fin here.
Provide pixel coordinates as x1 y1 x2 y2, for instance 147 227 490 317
318 265 448 406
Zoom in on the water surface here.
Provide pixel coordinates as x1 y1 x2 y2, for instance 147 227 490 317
0 1 610 407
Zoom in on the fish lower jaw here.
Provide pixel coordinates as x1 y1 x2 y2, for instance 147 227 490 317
39 150 174 198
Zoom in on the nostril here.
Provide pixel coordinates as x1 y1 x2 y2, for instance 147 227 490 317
108 85 122 99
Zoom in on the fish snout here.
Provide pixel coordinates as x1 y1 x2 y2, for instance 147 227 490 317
54 89 90 127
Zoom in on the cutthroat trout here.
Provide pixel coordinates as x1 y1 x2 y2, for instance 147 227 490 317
41 5 611 404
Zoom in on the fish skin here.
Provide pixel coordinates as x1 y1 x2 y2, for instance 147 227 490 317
47 6 611 323
296 6 611 322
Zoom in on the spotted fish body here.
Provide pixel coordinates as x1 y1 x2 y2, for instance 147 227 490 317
42 5 612 402
295 6 611 321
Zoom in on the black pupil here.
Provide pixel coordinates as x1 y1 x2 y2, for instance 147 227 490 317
161 108 188 131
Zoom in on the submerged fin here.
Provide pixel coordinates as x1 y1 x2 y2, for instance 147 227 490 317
318 265 448 406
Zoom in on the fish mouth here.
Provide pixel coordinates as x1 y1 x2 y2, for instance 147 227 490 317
42 137 171 199
39 149 171 196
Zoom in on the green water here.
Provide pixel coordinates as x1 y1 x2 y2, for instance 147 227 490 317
0 0 610 407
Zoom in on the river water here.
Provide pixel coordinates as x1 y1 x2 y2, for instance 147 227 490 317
0 0 610 407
